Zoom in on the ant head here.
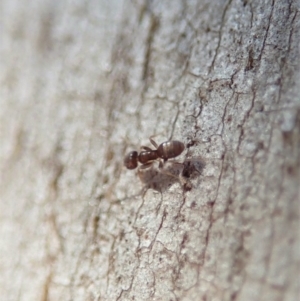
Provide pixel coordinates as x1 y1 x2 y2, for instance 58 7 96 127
124 151 138 169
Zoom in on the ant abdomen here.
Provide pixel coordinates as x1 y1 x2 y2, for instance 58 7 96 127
157 141 185 160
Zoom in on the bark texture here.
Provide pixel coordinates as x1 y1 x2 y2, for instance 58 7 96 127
0 0 299 301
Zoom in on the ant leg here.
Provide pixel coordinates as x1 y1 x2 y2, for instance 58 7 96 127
158 159 164 169
158 167 192 190
159 168 180 180
158 158 169 169
123 133 139 149
139 162 153 169
141 146 153 151
154 158 184 170
166 159 184 166
149 136 159 148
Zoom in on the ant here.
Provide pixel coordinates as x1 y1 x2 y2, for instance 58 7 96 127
124 138 185 170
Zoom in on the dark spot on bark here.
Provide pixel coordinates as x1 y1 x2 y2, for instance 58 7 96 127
183 182 192 191
182 157 205 180
106 149 114 162
257 141 264 150
181 232 189 249
245 48 255 71
254 102 264 112
275 77 281 85
282 131 293 145
240 128 244 137
230 291 238 300
286 165 297 176
103 175 109 184
92 216 100 235
272 208 282 216
242 0 248 6
240 203 250 211
207 201 214 207
186 140 196 148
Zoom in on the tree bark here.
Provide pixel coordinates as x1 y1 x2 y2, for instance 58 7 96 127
0 1 299 301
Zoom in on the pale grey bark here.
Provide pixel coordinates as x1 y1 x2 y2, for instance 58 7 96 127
0 1 299 301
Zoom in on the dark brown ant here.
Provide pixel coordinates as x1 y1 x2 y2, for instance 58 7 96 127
124 138 185 170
